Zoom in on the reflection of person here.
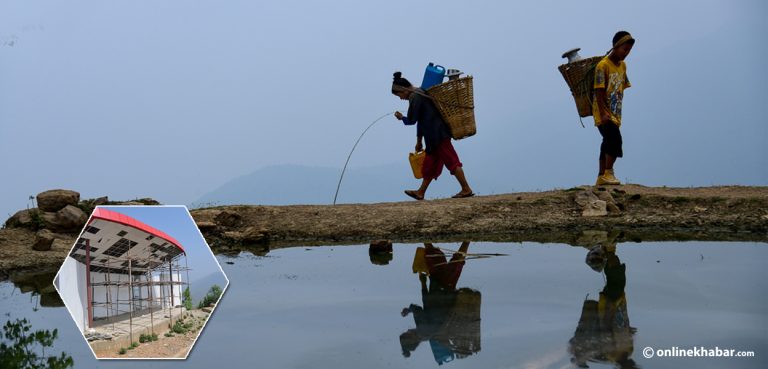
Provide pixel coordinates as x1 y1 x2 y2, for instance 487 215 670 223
593 31 635 186
570 245 638 369
400 242 481 365
391 72 474 200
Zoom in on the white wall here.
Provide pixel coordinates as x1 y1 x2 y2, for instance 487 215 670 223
57 257 88 332
91 272 132 318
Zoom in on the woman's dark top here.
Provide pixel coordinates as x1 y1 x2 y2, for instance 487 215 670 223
403 88 451 153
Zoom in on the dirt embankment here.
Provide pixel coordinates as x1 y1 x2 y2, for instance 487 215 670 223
1 185 767 276
192 185 768 252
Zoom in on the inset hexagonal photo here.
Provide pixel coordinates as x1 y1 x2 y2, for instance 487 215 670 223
53 206 228 359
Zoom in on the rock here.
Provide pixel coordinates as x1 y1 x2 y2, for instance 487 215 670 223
84 329 112 341
594 190 615 205
5 209 37 229
574 191 599 207
241 226 269 244
575 190 609 217
224 227 269 245
36 189 80 212
93 196 109 206
215 211 242 228
41 205 88 232
195 221 218 232
201 306 213 313
582 200 608 217
32 229 55 251
369 239 393 253
606 202 621 215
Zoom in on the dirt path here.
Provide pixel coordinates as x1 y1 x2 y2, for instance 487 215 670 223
98 309 210 359
2 185 767 276
193 184 768 250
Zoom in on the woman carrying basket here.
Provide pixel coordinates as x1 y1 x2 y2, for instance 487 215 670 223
391 72 474 200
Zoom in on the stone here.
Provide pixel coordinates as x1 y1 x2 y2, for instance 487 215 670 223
93 196 109 206
241 226 269 244
32 229 55 251
574 191 599 207
201 306 213 313
215 211 242 228
582 200 608 217
41 205 88 232
5 209 36 228
195 221 218 231
36 189 80 212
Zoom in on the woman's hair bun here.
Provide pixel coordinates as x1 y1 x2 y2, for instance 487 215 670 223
393 71 402 80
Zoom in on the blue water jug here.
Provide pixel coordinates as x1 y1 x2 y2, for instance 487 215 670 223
420 62 445 90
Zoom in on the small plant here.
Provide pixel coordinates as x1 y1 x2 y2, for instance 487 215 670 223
128 341 139 350
118 347 127 355
164 332 174 337
28 210 45 230
198 284 223 309
138 333 158 343
171 320 188 334
182 287 193 311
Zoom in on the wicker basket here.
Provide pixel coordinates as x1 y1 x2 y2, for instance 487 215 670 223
558 56 602 117
427 76 476 139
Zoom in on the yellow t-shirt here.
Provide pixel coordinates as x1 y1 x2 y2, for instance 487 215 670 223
592 57 631 126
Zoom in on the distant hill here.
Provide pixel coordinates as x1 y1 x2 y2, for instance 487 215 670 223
190 160 590 208
192 163 459 206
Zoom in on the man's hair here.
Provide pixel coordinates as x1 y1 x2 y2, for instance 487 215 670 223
613 31 635 47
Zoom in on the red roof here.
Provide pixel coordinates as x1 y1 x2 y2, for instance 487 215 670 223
89 208 185 254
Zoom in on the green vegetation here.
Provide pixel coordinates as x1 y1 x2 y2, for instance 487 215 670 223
128 341 139 350
198 284 223 309
182 287 193 310
0 318 74 369
138 333 158 343
118 347 127 355
28 210 45 231
171 318 196 335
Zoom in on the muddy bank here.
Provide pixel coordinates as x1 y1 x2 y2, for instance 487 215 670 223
193 184 768 251
1 185 766 276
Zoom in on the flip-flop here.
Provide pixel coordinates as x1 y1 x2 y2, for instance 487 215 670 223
452 192 475 199
404 190 424 201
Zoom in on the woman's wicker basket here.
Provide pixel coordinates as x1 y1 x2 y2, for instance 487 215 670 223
558 56 603 117
427 76 476 139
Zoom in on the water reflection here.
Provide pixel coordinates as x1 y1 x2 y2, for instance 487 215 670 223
1 270 73 369
5 270 63 309
569 239 638 369
400 242 482 365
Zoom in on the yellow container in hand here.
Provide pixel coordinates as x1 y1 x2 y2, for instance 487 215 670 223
409 151 425 179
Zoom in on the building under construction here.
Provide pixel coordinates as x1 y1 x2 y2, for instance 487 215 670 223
56 207 190 347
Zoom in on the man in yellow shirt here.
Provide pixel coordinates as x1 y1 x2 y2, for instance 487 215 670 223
593 31 635 186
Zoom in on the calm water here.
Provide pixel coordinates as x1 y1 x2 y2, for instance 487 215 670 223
1 241 766 368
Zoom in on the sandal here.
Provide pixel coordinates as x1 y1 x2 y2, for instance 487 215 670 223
404 190 424 201
452 192 475 199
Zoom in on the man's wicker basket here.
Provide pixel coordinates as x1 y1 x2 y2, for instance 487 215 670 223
427 76 476 139
558 56 603 117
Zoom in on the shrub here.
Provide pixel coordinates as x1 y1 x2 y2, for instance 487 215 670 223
197 284 223 309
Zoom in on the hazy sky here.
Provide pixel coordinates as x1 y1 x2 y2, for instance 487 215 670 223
1 0 766 217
